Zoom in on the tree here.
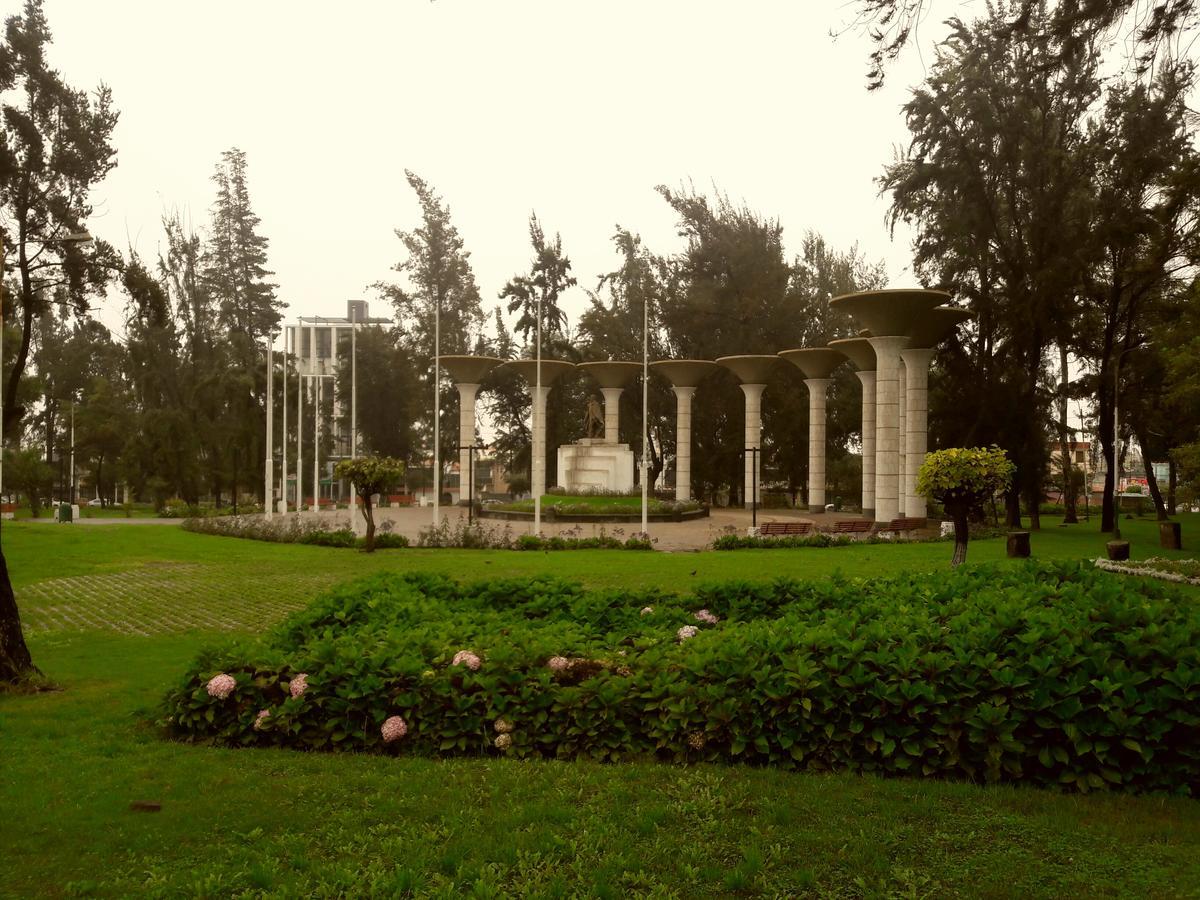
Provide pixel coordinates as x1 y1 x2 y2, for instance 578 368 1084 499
201 148 278 505
334 456 405 552
334 326 419 460
500 213 575 344
0 0 119 681
850 0 1197 89
4 445 51 514
882 5 1099 529
917 446 1015 566
1073 66 1200 532
376 172 484 500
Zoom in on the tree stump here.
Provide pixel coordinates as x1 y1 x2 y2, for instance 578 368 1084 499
1106 540 1131 561
1006 531 1031 558
1159 521 1182 551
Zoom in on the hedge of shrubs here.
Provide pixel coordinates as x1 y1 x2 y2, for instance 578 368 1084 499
182 514 409 549
162 562 1200 794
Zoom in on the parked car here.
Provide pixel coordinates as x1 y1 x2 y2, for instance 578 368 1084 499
87 498 104 507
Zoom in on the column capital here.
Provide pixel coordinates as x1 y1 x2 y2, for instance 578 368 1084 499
739 382 767 400
899 347 937 370
671 385 697 400
855 369 876 387
803 377 832 394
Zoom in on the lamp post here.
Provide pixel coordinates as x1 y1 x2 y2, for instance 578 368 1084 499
1111 341 1152 541
0 229 93 508
454 443 486 525
69 399 75 505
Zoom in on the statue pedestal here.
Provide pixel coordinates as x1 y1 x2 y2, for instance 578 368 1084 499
557 439 636 492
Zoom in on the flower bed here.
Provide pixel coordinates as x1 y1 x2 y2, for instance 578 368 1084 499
182 515 408 548
1094 556 1200 585
163 562 1200 794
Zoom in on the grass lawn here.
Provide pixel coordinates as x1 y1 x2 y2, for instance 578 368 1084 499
2 514 1199 896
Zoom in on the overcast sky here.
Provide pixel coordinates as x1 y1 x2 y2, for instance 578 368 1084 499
36 0 945 340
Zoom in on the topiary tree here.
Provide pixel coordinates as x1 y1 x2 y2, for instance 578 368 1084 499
333 456 405 552
917 446 1015 567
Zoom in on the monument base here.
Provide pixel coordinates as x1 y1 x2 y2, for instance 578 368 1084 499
557 439 635 493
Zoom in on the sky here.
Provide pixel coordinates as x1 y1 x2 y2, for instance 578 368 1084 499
30 0 945 341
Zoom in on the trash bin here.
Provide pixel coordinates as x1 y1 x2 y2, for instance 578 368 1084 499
58 502 72 523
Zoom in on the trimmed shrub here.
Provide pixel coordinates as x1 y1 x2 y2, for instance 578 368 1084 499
182 514 408 549
162 562 1200 794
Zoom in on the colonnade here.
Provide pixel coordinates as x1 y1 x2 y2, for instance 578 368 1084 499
429 291 968 521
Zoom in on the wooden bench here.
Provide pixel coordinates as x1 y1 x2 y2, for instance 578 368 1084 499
879 517 926 534
832 519 872 534
758 521 812 536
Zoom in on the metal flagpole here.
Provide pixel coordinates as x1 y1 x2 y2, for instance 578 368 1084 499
281 327 288 513
264 332 274 518
534 289 542 534
641 275 649 537
313 375 321 512
433 290 440 526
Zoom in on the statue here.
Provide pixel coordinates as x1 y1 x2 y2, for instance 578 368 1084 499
584 396 605 439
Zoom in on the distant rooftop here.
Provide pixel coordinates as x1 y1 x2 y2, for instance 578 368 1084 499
294 300 391 326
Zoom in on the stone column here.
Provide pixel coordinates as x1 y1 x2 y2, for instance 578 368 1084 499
600 387 622 443
532 384 550 499
901 348 935 521
867 336 908 524
856 371 876 519
672 386 696 501
457 383 481 504
897 360 906 516
740 383 766 508
804 378 831 512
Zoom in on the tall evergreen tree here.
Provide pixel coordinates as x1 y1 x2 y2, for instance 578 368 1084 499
375 171 485 497
0 3 118 681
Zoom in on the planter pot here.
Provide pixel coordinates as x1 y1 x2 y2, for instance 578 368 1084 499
1159 521 1182 551
1105 540 1131 561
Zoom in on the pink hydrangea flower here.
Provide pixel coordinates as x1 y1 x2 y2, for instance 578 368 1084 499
640 606 654 616
693 609 719 625
289 673 309 698
253 709 271 731
494 733 512 750
381 715 408 743
494 718 514 734
677 625 699 642
452 650 482 671
206 673 236 699
547 656 570 672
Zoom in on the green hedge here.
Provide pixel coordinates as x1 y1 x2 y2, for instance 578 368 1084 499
162 562 1200 794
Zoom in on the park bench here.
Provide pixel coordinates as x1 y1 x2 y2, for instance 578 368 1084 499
832 519 872 534
387 494 415 507
758 521 812 536
878 517 927 536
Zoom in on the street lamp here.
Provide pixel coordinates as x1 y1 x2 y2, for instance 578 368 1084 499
1111 341 1152 541
0 229 93 507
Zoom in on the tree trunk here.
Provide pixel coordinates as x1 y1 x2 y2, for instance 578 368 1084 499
1004 484 1021 528
1057 345 1079 523
1168 457 1177 516
363 494 375 552
0 540 36 682
1137 430 1168 521
1098 381 1116 533
951 508 970 567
